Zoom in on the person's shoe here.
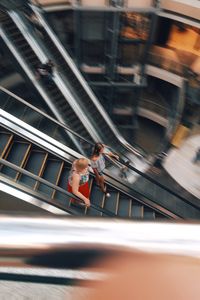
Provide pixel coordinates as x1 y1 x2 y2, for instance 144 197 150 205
105 192 111 198
125 160 130 167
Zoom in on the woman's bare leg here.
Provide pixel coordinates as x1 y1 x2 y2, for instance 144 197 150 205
99 176 106 193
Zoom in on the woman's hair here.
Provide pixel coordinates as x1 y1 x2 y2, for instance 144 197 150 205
92 143 104 157
75 158 89 171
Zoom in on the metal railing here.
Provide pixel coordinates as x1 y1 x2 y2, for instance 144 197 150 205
1 86 200 215
0 158 116 217
139 98 169 118
0 216 200 266
148 51 188 77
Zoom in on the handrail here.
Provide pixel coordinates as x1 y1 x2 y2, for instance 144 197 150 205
0 86 94 146
139 98 169 117
0 217 200 267
1 87 198 213
122 161 200 211
0 158 116 217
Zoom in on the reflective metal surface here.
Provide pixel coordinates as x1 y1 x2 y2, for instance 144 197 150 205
0 216 200 268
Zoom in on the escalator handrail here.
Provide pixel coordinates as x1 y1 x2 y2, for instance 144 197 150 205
0 111 179 219
1 87 198 212
0 86 94 146
104 144 200 211
1 107 178 219
107 152 200 211
128 165 200 210
0 158 116 217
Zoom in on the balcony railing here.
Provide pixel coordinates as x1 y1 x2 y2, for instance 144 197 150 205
148 51 188 77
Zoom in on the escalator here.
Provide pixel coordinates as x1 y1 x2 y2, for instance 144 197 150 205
0 121 172 220
1 88 200 220
31 5 144 160
0 9 96 151
1 6 144 164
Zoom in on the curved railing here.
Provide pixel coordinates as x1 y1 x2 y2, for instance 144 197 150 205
147 51 188 77
139 98 169 119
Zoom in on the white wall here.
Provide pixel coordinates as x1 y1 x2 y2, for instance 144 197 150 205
160 0 200 21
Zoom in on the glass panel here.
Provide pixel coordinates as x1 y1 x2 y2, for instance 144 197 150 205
3 97 27 119
0 91 10 109
1 88 199 219
0 89 94 155
22 107 44 128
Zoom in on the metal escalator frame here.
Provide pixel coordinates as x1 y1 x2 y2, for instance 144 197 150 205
0 23 84 155
0 158 116 217
1 89 198 216
9 10 101 143
0 10 101 152
0 109 81 163
31 4 143 158
0 176 69 215
0 86 94 147
0 110 180 219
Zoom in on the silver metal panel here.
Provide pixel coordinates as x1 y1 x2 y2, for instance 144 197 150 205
0 109 81 162
0 180 68 215
0 217 200 263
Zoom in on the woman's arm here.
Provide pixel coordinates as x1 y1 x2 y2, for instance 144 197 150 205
105 151 119 160
71 174 90 206
102 145 119 160
93 168 101 180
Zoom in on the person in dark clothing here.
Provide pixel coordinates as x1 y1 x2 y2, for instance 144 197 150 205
192 148 200 164
45 59 54 76
36 60 55 86
119 160 130 180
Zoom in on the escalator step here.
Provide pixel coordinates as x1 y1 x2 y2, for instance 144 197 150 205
37 159 63 196
19 150 47 188
117 196 131 217
131 202 144 219
103 191 118 214
1 141 31 179
0 132 13 157
87 184 103 216
144 208 156 220
56 166 70 189
52 166 71 207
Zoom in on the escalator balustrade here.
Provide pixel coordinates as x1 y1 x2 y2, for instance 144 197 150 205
0 10 92 142
1 88 200 220
0 126 169 220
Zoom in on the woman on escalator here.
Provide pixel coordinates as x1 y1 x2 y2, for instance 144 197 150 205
90 143 119 198
67 157 90 207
